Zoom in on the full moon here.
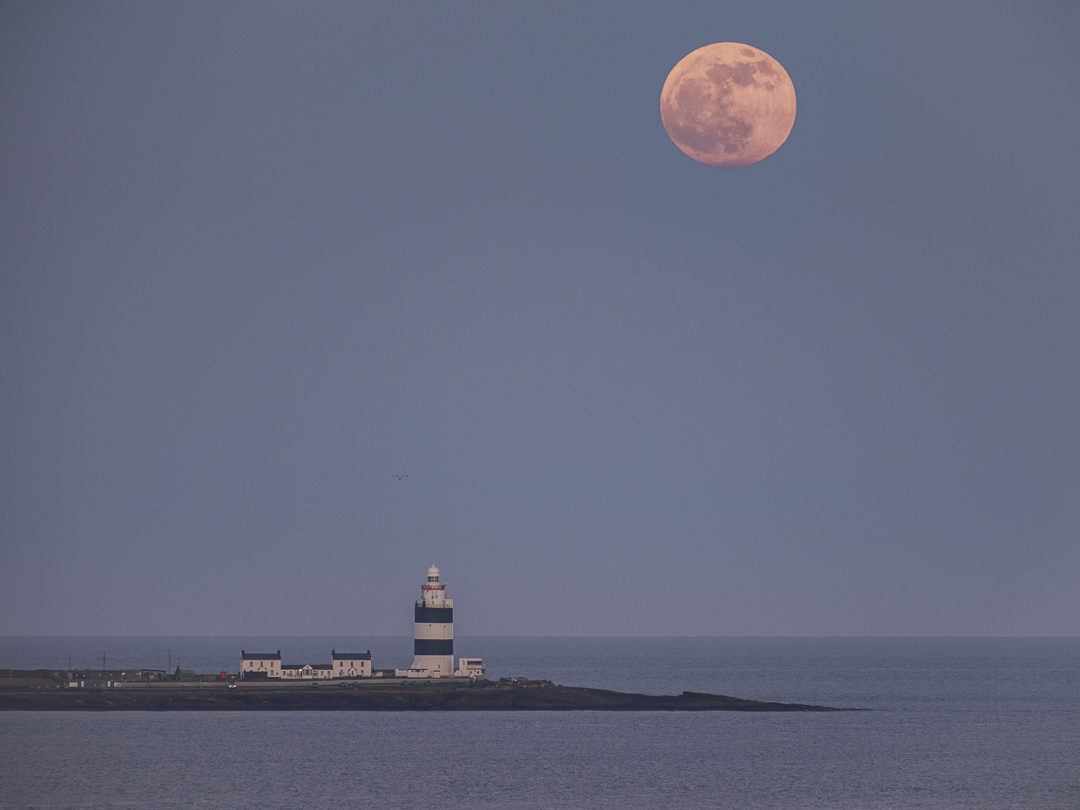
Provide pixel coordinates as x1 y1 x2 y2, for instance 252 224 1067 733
660 43 796 168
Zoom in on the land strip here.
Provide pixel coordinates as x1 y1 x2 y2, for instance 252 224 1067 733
0 678 848 712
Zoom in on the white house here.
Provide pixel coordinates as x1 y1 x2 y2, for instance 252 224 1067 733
241 649 373 680
280 663 334 680
241 650 281 679
332 649 372 678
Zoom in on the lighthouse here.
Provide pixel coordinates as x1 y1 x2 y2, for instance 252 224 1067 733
410 565 455 677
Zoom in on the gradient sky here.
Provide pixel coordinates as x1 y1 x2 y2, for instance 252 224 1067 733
2 1 1078 637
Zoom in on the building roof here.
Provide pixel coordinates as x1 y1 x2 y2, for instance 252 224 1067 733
241 650 281 660
332 649 372 660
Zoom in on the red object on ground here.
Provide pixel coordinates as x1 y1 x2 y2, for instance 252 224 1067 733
219 671 227 680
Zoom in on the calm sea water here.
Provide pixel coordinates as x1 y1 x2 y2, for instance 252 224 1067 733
1 637 1077 809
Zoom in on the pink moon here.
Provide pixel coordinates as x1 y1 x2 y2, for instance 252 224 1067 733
660 43 797 168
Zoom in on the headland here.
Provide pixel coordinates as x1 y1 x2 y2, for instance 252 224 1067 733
0 673 847 712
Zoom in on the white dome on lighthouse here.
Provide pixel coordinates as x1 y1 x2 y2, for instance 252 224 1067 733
427 565 440 582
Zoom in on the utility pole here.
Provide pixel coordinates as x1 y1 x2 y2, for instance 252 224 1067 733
102 653 106 674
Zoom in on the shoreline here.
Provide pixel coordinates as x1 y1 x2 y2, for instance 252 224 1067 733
0 678 850 712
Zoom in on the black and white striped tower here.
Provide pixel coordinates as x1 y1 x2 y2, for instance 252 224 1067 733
410 565 454 677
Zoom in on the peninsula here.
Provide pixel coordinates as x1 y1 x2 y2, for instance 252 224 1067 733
0 675 846 712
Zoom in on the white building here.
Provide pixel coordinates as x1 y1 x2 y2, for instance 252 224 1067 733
332 649 372 678
279 663 333 680
459 658 486 678
241 649 372 680
241 650 281 679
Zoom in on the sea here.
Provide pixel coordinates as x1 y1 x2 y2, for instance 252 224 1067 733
0 636 1076 809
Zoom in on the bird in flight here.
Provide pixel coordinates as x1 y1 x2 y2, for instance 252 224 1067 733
391 474 408 480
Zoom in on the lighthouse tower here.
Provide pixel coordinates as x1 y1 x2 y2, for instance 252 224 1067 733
410 565 454 677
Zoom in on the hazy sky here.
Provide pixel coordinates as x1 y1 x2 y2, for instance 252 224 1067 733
2 1 1078 637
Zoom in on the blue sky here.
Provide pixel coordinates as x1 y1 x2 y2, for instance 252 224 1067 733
2 1 1077 636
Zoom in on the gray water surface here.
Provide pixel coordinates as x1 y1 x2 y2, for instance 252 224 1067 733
1 637 1077 809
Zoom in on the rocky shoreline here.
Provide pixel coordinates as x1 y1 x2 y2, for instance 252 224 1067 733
0 678 848 712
